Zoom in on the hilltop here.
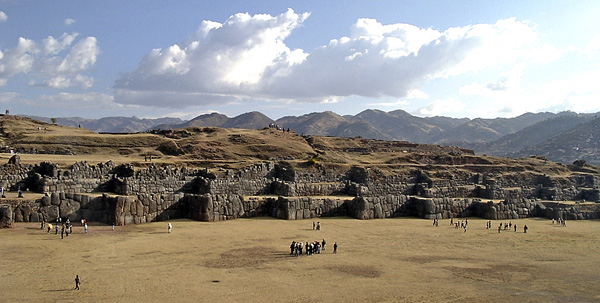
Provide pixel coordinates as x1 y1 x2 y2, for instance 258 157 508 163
25 109 600 166
2 114 597 179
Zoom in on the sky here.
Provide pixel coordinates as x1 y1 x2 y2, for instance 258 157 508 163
1 1 600 120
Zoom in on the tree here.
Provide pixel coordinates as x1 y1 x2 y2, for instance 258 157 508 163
51 118 56 125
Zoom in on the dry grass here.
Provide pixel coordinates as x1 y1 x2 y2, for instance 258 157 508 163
1 218 599 302
3 115 599 177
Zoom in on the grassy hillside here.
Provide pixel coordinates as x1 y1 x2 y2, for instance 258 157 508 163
1 114 597 177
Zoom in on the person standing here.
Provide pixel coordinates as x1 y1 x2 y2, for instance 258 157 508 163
55 223 59 235
322 239 326 251
524 225 528 233
333 242 338 254
84 223 88 234
168 222 172 233
112 222 115 231
74 275 80 290
61 224 65 239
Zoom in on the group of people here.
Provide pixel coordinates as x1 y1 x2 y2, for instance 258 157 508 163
312 221 321 230
552 218 567 227
449 218 468 232
268 123 290 133
444 218 531 234
0 186 24 198
290 239 337 256
43 217 89 237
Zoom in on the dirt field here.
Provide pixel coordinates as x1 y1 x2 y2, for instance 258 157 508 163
1 217 599 303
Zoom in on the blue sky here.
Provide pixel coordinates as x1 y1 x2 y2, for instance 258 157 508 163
1 1 599 120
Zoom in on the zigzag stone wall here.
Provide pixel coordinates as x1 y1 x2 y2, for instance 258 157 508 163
1 160 600 228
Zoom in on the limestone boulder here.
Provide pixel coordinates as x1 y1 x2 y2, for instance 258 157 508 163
39 205 59 221
0 204 13 228
41 195 51 206
59 199 80 219
50 192 60 205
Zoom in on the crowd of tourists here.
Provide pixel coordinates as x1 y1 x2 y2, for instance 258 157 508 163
289 239 337 256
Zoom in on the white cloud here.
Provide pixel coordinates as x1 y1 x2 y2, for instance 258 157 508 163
0 37 39 76
0 33 98 89
33 74 94 89
0 78 6 87
114 10 557 109
0 11 7 23
64 18 76 26
115 8 310 107
43 33 78 55
418 98 465 116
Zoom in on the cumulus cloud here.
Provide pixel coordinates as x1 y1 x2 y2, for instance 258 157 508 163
43 33 78 55
64 18 76 26
0 11 7 23
0 33 98 89
115 10 555 108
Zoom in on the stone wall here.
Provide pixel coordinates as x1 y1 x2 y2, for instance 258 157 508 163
2 159 600 226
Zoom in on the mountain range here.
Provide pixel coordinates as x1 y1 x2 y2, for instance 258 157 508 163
25 109 600 166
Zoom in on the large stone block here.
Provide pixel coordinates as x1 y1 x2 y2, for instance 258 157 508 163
39 205 59 221
59 199 80 218
0 204 13 228
41 195 51 206
51 192 60 205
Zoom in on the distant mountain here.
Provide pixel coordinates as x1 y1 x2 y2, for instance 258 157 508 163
222 111 274 129
276 111 391 139
509 117 600 166
156 111 273 130
431 112 558 144
351 109 443 142
25 109 600 166
479 113 597 156
27 116 183 133
157 112 229 130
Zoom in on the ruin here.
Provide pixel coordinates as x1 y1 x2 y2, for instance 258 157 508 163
1 157 599 228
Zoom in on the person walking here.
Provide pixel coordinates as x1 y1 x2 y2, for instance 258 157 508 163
84 223 88 234
333 242 338 254
74 275 80 290
168 222 172 233
322 239 326 251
